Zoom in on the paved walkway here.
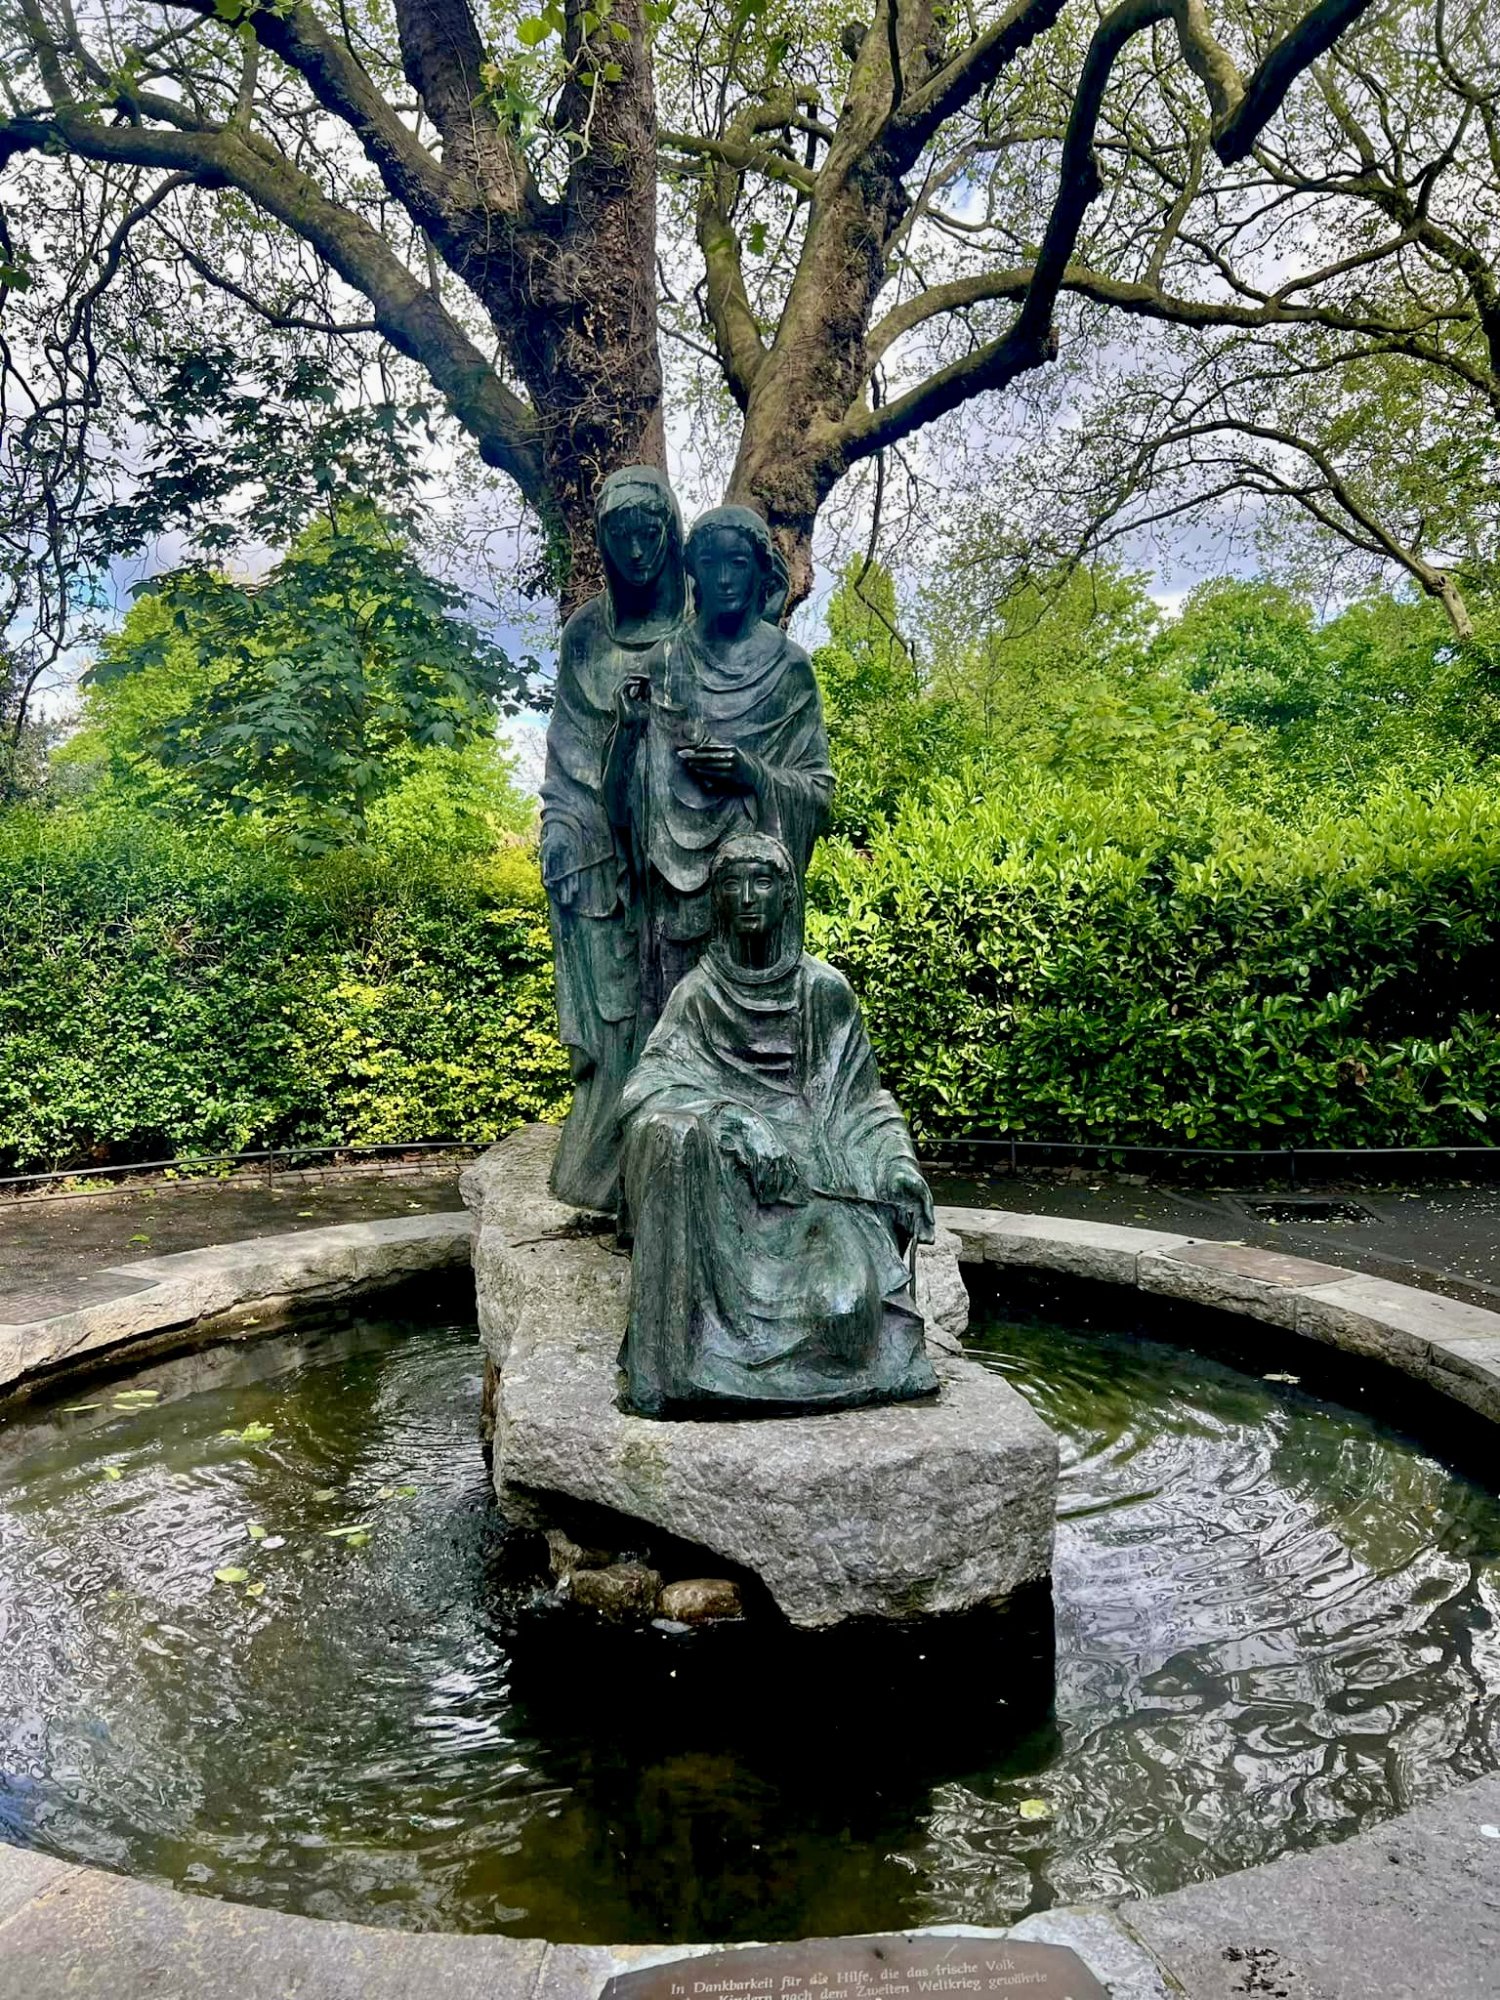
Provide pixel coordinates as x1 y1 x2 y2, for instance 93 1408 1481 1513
0 1162 467 1313
3 1154 1499 1320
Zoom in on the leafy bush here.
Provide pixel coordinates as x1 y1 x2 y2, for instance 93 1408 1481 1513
807 774 1500 1149
6 767 1498 1173
0 811 569 1173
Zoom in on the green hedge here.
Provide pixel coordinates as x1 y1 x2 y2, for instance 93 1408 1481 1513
4 775 1499 1174
807 774 1500 1149
0 813 570 1174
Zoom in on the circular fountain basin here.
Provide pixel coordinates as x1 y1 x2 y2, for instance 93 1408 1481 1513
1 1285 1497 1946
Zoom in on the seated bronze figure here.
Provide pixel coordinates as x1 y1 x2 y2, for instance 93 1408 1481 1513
618 833 939 1418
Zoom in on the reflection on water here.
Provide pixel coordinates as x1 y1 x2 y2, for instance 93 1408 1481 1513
0 1302 1497 1942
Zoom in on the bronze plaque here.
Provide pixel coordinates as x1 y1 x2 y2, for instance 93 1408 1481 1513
601 1935 1110 2000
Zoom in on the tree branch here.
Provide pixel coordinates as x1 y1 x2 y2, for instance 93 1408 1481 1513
890 0 1068 166
159 0 475 242
1213 0 1379 163
390 0 531 214
0 107 547 507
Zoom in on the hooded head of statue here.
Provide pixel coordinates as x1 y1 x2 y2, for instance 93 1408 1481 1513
709 832 802 978
594 466 685 637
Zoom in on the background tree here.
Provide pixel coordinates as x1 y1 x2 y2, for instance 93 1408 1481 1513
0 0 1377 621
932 0 1500 635
73 509 532 849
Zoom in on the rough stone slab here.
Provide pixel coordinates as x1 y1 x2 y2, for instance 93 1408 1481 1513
0 1859 545 2000
466 1132 1056 1627
936 1208 1192 1287
500 1334 1056 1626
0 1213 474 1395
0 1844 78 1932
461 1127 630 1372
1123 1769 1500 2000
1008 1908 1174 2000
1294 1273 1500 1418
915 1225 969 1347
1139 1241 1350 1331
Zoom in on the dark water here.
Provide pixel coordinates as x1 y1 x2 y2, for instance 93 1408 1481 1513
1 1300 1498 1943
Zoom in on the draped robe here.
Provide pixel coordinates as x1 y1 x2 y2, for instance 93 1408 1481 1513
541 594 664 1209
618 945 938 1416
605 622 834 1036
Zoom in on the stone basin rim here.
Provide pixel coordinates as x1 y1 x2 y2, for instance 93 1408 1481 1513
1 1205 1498 1997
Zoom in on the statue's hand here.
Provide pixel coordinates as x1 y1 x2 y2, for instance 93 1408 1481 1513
676 739 752 791
615 674 652 730
716 1105 801 1204
883 1161 935 1245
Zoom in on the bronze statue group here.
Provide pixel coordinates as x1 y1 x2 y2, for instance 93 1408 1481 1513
541 469 938 1419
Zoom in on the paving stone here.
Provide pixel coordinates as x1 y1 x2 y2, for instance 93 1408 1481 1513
1139 1242 1351 1330
0 1860 546 2000
0 1213 475 1396
1293 1273 1500 1417
0 1272 155 1326
1008 1907 1174 2000
935 1207 1192 1285
1123 1770 1500 2000
0 1844 78 1932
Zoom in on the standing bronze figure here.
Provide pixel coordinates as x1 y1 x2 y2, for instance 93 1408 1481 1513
604 506 833 1038
541 466 685 1211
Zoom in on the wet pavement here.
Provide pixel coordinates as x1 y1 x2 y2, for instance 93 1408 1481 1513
929 1170 1500 1308
2 1153 1498 1319
0 1163 469 1306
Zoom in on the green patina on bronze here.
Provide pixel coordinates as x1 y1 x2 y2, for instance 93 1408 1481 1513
604 505 834 1042
541 466 685 1211
617 833 938 1418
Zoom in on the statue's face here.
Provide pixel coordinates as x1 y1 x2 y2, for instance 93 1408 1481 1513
600 502 669 588
692 526 762 620
715 857 789 945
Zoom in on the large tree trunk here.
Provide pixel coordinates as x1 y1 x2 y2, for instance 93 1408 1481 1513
507 3 667 617
393 0 666 618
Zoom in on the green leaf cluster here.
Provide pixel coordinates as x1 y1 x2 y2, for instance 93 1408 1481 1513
67 509 535 852
808 775 1500 1150
0 809 568 1174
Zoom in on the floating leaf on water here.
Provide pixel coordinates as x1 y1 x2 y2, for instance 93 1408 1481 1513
128 1233 152 1245
345 1530 371 1548
311 1488 337 1502
321 1522 374 1539
220 1422 275 1444
1263 1372 1301 1385
244 1581 267 1599
213 1566 249 1585
101 1466 124 1482
394 1485 418 1498
113 1389 160 1405
262 1535 286 1551
1017 1798 1052 1821
376 1486 396 1500
62 1404 101 1413
247 1523 268 1540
